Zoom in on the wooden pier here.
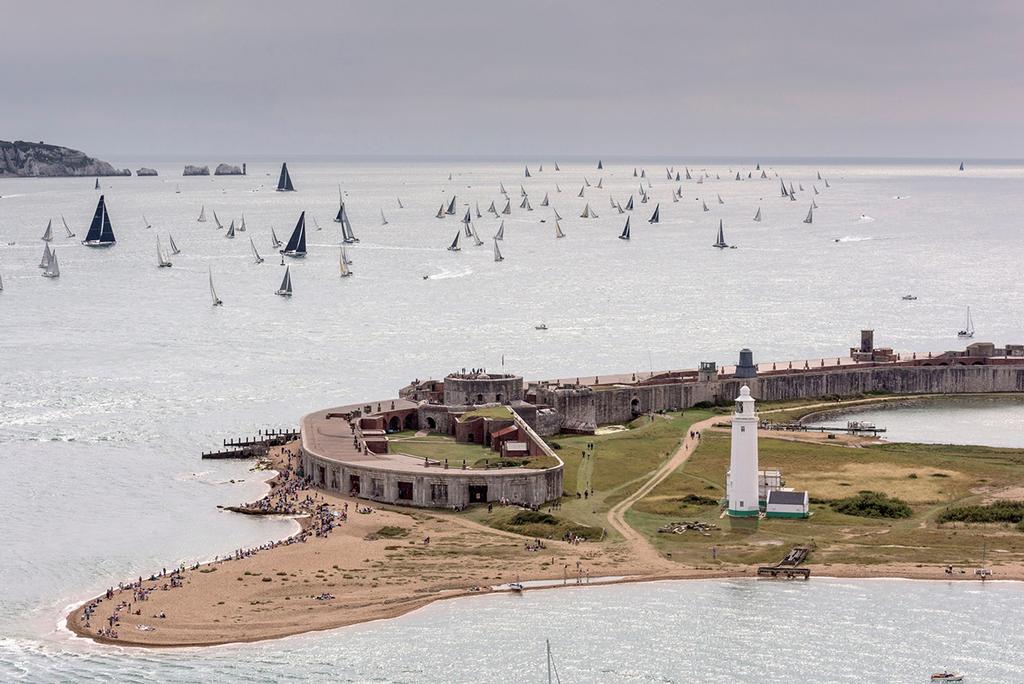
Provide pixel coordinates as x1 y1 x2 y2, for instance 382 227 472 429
201 428 299 459
762 421 886 436
758 546 812 579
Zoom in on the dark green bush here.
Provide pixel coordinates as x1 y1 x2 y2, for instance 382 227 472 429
830 491 912 519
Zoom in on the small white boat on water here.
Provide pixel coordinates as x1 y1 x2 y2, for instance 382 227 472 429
957 306 975 338
902 294 917 301
929 672 964 683
534 324 548 331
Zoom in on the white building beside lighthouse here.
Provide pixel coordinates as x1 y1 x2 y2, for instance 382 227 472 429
726 385 760 517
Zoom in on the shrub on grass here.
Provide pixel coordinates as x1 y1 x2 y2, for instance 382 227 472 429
830 491 912 519
937 501 1024 525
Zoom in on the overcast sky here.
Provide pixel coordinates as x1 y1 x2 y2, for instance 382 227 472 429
3 1 1022 159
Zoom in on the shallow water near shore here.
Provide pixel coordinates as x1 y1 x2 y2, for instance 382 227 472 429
2 159 1023 679
5 578 1023 683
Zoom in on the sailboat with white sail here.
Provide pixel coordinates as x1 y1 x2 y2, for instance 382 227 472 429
143 214 152 229
446 196 458 215
81 195 116 247
803 206 813 224
493 239 504 262
280 212 307 257
209 268 223 306
753 207 762 222
250 236 264 264
226 220 236 238
156 236 172 267
42 249 60 278
580 203 597 218
618 216 631 240
39 243 52 268
648 204 660 224
380 209 389 226
341 245 353 265
555 220 565 238
213 210 224 230
271 227 283 248
275 266 293 296
502 200 512 215
957 307 975 338
495 221 505 240
41 220 53 242
339 246 352 277
471 225 484 246
61 215 75 237
197 206 207 223
239 213 247 232
169 234 181 255
397 197 404 209
339 203 359 243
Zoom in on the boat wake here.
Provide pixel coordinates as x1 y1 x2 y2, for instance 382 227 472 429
426 267 474 280
856 215 875 223
834 235 872 243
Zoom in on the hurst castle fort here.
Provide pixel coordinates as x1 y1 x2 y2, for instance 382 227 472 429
299 331 1024 510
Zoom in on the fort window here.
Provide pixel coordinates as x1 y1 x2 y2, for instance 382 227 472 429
468 484 488 503
371 479 384 498
330 470 339 489
630 398 640 414
476 393 484 403
317 465 326 485
349 475 361 495
426 417 437 430
495 393 503 402
397 481 414 500
431 483 448 503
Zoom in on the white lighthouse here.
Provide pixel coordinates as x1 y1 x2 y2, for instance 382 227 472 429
727 385 760 517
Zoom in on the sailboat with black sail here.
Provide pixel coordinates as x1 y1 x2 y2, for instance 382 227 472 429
82 195 116 247
280 212 307 257
276 163 295 192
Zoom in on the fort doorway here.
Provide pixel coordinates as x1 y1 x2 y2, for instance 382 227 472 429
397 481 414 500
349 475 361 495
388 416 401 432
468 485 488 503
426 417 437 430
317 465 326 486
630 398 641 415
404 414 417 430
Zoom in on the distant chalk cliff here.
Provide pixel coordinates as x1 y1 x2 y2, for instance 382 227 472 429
214 163 245 175
136 167 158 176
183 165 210 176
0 140 130 177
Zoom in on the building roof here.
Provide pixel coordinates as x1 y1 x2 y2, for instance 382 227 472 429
767 490 807 505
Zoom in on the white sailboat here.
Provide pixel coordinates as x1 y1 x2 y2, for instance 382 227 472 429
555 220 566 238
488 200 498 216
42 249 60 278
493 239 504 262
239 213 247 232
580 203 597 218
225 220 236 238
143 214 152 229
39 243 52 268
275 266 293 297
471 225 484 246
702 200 709 212
553 208 563 221
397 196 404 209
156 236 172 267
475 202 482 219
502 200 512 215
41 220 53 242
436 204 446 219
250 236 264 264
213 210 224 229
209 268 223 306
61 215 75 237
197 206 207 223
380 209 389 226
339 246 352 277
166 234 179 255
648 204 660 224
803 206 813 224
957 307 975 338
271 227 283 248
753 207 762 222
494 221 505 241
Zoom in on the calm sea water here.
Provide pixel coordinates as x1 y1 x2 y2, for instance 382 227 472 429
1 159 1023 680
816 396 1024 448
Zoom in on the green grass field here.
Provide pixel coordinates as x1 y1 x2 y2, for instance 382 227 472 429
628 429 1024 569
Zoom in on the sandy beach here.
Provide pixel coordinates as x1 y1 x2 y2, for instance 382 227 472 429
66 415 1024 649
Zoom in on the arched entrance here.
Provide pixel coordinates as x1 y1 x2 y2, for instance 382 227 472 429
404 413 418 430
630 397 641 415
388 416 401 432
426 416 437 430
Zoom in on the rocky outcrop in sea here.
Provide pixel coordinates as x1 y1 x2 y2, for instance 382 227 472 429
214 163 244 176
136 167 158 176
183 165 210 176
0 140 130 177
